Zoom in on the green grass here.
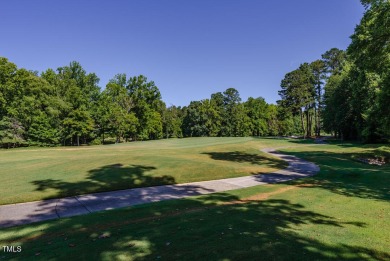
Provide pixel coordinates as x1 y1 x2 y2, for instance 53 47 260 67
0 137 297 205
0 140 389 260
279 143 390 201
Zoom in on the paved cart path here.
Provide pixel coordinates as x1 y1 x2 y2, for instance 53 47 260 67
0 147 319 228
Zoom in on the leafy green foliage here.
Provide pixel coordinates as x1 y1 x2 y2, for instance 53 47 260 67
0 117 25 148
162 105 183 138
278 0 390 142
322 1 390 141
278 63 316 138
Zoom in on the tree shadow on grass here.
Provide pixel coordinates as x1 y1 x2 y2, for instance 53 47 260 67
0 164 176 227
285 139 317 145
2 194 388 261
0 164 219 228
2 145 389 259
278 149 390 202
201 151 287 169
323 140 390 150
251 136 318 146
31 164 175 199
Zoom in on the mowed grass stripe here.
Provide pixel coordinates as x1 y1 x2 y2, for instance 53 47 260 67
0 137 293 205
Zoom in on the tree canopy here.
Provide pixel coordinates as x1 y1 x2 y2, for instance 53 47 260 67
0 58 303 148
277 0 390 142
1 1 389 147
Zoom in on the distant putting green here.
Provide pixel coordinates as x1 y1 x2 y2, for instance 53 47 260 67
0 137 302 205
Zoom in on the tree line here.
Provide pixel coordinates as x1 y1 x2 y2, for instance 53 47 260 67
0 58 304 148
277 48 345 139
278 0 390 142
1 0 388 148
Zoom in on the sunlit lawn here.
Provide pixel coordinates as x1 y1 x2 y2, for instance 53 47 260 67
0 137 297 205
0 140 389 260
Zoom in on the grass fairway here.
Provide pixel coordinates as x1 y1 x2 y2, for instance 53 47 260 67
0 137 294 205
0 140 389 260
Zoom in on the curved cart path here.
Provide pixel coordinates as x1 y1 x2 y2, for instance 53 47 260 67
0 147 319 228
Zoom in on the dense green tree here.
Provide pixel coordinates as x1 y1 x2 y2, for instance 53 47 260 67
28 113 61 145
210 92 225 135
310 60 327 136
182 101 206 137
347 0 390 138
321 1 390 141
0 117 25 148
321 48 346 75
39 61 101 145
221 88 242 136
0 61 64 146
110 105 138 143
323 60 381 140
93 92 111 144
0 58 17 118
278 63 315 138
126 75 163 140
244 97 268 136
230 103 251 137
275 107 302 136
266 104 280 136
162 105 183 138
63 106 95 146
322 71 344 137
100 77 137 142
201 99 222 137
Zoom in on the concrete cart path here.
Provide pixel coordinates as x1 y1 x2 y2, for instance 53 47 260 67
0 148 319 228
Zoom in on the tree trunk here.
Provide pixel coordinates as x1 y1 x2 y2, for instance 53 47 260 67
77 135 80 146
300 108 306 139
306 110 310 138
308 110 311 137
309 110 312 137
314 106 318 137
317 83 322 137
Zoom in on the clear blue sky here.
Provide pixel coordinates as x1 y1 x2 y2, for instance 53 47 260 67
0 1 364 106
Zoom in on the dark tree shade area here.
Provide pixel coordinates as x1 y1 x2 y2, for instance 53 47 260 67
278 0 390 142
0 59 303 148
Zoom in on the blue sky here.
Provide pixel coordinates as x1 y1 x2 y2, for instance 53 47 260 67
0 1 364 106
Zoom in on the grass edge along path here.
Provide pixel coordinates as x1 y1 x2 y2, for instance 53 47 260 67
0 146 319 228
1 141 390 260
0 137 295 205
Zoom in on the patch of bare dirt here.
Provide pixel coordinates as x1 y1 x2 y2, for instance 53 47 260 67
242 186 298 201
357 158 386 166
